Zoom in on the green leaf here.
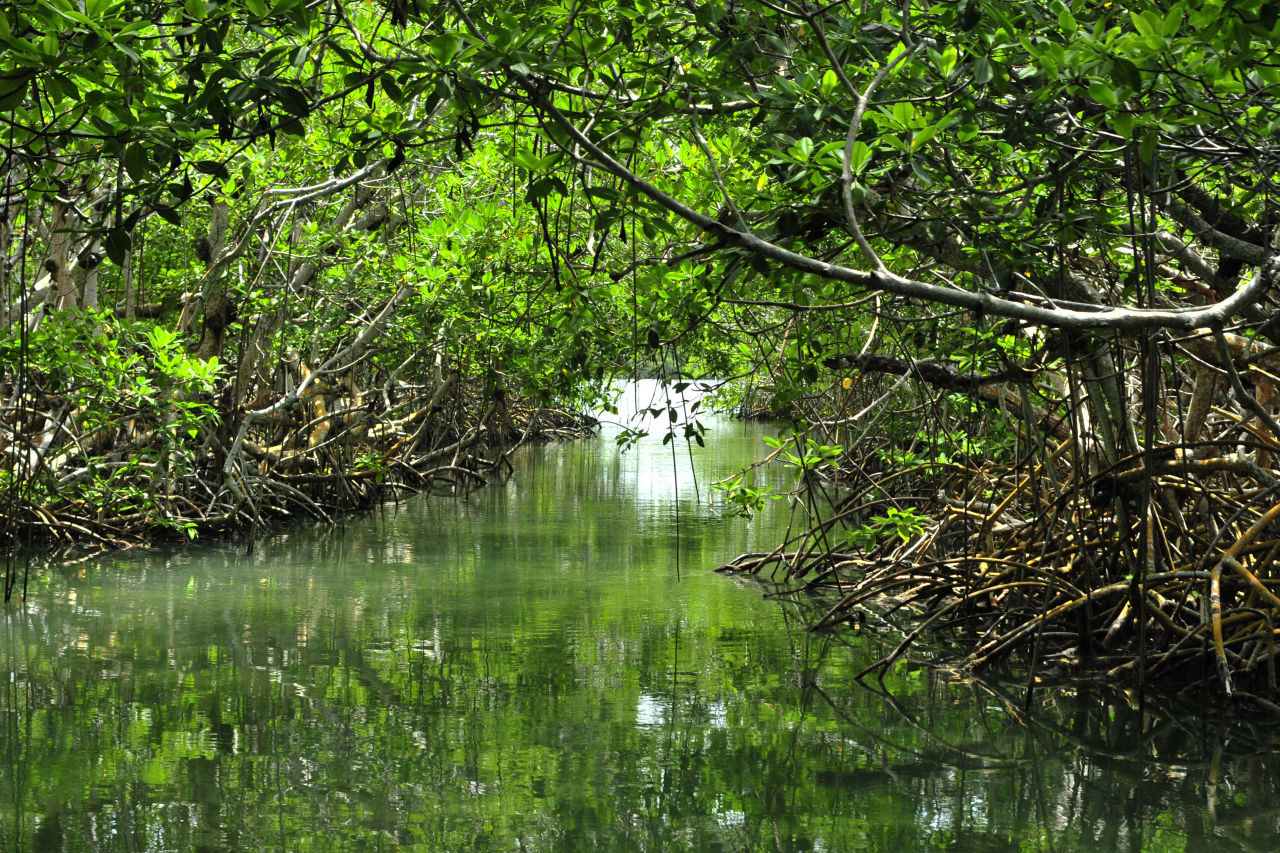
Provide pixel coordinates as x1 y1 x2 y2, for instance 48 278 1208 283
973 55 993 85
1111 58 1142 93
1130 10 1162 38
524 176 566 202
104 227 131 266
1138 128 1158 164
847 140 872 173
194 160 230 180
430 33 460 64
911 125 939 150
380 73 402 101
1087 80 1117 107
819 69 838 99
1263 0 1280 29
1112 112 1135 139
123 145 148 183
937 46 959 77
0 75 30 110
512 147 560 172
153 205 182 226
511 147 541 170
276 86 310 117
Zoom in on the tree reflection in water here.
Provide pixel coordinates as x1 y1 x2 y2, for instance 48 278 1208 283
3 403 1277 851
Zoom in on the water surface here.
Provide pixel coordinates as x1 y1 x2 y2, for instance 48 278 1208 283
3 381 1278 851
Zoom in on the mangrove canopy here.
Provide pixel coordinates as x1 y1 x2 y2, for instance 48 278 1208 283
5 0 1280 695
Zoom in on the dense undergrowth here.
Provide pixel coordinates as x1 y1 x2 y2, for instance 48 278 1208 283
0 306 592 567
716 337 1280 702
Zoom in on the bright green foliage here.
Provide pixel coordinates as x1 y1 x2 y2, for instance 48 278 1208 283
0 310 220 527
6 0 1276 387
845 505 929 549
765 434 843 474
712 472 779 519
6 0 1280 685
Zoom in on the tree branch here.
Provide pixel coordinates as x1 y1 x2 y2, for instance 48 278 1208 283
518 72 1280 332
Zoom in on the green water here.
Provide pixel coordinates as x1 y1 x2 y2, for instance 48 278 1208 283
3 382 1279 851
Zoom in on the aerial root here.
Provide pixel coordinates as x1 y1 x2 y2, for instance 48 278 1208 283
1 377 594 549
718 453 1280 696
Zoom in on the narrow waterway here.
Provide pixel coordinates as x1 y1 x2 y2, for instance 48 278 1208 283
3 381 1278 851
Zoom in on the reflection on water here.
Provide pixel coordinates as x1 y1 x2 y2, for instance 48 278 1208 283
2 382 1279 851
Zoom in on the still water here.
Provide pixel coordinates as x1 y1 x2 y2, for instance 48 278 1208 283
3 382 1279 851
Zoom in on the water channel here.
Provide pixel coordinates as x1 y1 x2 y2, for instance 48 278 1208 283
3 381 1279 851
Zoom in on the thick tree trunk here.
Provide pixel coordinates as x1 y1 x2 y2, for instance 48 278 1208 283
192 201 231 359
48 202 75 310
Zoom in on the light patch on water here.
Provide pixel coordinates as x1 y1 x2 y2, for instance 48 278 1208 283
715 808 744 827
635 693 728 730
636 692 666 727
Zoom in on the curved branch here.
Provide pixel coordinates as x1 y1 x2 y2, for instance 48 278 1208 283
519 72 1280 332
842 42 922 271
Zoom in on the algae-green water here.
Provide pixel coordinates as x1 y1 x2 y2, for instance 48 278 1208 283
3 382 1277 851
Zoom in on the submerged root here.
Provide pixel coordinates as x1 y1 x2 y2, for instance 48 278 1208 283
0 373 594 553
714 328 1280 697
720 445 1280 697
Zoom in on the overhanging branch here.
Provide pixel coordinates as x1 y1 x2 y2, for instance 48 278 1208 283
516 73 1280 333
